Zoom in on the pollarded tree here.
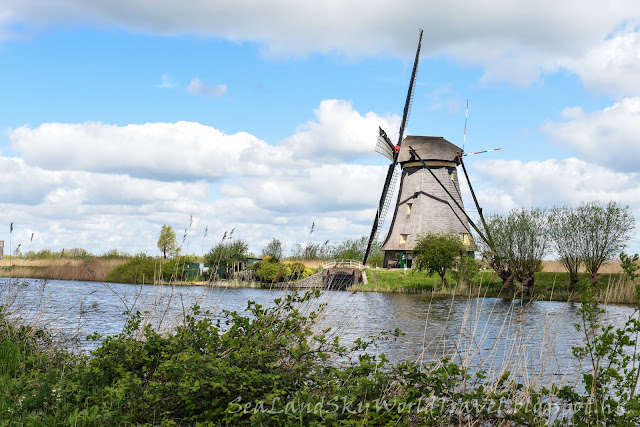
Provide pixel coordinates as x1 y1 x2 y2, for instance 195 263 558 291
486 208 548 296
477 219 514 291
157 224 177 259
548 205 584 290
577 201 635 284
413 233 465 287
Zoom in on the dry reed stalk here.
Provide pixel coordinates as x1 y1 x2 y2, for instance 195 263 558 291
542 260 623 274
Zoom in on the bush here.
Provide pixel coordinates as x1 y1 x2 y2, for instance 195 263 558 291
253 260 292 282
451 256 479 286
105 254 162 284
253 260 312 283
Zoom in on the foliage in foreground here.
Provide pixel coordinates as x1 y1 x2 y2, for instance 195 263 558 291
3 260 640 425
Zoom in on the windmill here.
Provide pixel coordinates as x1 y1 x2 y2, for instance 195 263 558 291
362 31 495 268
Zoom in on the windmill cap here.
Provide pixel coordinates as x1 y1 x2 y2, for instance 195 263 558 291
398 136 461 164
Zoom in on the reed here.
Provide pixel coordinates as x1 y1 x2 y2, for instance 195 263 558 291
0 258 128 282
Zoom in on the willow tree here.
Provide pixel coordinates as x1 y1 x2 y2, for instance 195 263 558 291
578 201 635 284
548 206 584 289
485 208 548 296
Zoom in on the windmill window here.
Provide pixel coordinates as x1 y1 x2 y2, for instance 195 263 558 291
400 234 408 244
450 171 455 181
461 233 470 245
407 203 412 215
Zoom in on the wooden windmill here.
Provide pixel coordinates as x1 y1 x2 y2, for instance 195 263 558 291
362 31 495 268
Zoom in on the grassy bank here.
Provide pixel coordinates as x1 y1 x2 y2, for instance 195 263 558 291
355 268 637 304
1 256 635 304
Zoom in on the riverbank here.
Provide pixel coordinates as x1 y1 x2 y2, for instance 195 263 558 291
355 268 636 304
1 257 634 303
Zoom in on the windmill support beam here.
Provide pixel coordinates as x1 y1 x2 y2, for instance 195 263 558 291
407 146 490 247
458 156 494 247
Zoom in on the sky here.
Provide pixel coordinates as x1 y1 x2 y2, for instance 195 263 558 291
1 0 640 258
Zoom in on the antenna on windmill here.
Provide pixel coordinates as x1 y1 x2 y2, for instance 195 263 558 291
463 100 468 152
461 100 501 157
362 29 423 266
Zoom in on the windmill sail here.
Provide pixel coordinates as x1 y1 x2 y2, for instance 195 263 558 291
374 127 395 161
362 29 423 265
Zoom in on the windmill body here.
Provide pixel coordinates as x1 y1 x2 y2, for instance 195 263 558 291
380 136 473 268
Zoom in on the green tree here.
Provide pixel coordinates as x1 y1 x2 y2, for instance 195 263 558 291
261 238 284 262
578 201 635 285
413 233 465 287
548 201 636 289
485 208 548 296
157 224 177 259
204 239 249 279
548 205 584 290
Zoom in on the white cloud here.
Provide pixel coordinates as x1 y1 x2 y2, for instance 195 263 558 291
10 121 287 181
560 30 640 96
282 100 400 162
3 0 640 88
187 77 226 97
541 98 640 172
9 100 395 182
471 158 640 211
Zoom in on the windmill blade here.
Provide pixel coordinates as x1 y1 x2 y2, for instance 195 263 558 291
362 162 399 265
373 167 400 240
374 127 395 161
363 29 423 266
396 28 423 148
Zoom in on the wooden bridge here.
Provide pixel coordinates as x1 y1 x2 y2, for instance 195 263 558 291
321 259 366 290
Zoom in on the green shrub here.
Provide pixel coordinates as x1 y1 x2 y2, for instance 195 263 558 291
105 254 162 284
254 260 292 282
301 267 314 279
451 256 479 286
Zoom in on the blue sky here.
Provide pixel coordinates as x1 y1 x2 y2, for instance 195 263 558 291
1 1 640 257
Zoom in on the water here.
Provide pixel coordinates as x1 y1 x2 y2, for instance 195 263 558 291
1 277 637 384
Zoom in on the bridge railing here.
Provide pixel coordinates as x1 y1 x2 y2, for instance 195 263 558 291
322 259 364 269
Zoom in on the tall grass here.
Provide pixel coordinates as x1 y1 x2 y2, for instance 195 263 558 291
0 258 128 282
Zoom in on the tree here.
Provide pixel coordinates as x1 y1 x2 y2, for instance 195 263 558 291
548 205 584 289
157 225 178 259
413 233 465 287
577 201 635 284
204 239 249 279
261 238 284 262
485 208 548 296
